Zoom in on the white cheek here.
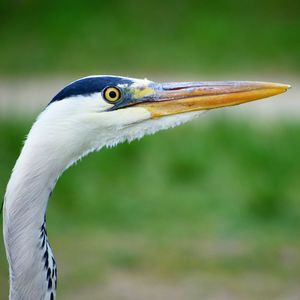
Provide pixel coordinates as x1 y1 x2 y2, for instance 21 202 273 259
44 93 112 114
99 107 151 128
118 110 205 143
83 107 151 149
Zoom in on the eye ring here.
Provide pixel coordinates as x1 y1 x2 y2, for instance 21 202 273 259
103 86 122 103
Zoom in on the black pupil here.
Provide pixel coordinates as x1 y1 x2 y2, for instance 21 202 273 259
109 90 117 99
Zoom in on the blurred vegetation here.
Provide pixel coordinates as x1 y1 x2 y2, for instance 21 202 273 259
0 0 299 76
1 117 300 298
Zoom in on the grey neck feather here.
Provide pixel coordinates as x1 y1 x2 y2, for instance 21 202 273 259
3 136 67 300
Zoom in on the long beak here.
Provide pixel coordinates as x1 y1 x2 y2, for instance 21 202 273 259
132 81 290 118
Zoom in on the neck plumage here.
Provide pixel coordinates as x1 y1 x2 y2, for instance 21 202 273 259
3 122 74 300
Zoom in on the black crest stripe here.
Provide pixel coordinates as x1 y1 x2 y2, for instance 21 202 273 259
49 76 134 104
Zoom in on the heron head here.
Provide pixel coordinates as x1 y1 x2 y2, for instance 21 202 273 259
38 75 289 159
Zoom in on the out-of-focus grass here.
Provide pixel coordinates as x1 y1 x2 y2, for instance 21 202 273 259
0 0 299 76
1 116 300 298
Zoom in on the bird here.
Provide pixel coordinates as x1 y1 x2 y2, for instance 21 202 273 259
2 75 289 300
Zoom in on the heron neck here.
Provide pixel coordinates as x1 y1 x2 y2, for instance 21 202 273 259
3 134 71 300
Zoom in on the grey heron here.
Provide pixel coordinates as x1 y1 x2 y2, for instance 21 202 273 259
3 75 289 299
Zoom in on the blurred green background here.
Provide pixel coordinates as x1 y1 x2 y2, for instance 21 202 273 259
0 0 299 76
0 0 299 299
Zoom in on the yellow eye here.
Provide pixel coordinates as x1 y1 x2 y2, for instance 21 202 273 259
103 87 121 103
